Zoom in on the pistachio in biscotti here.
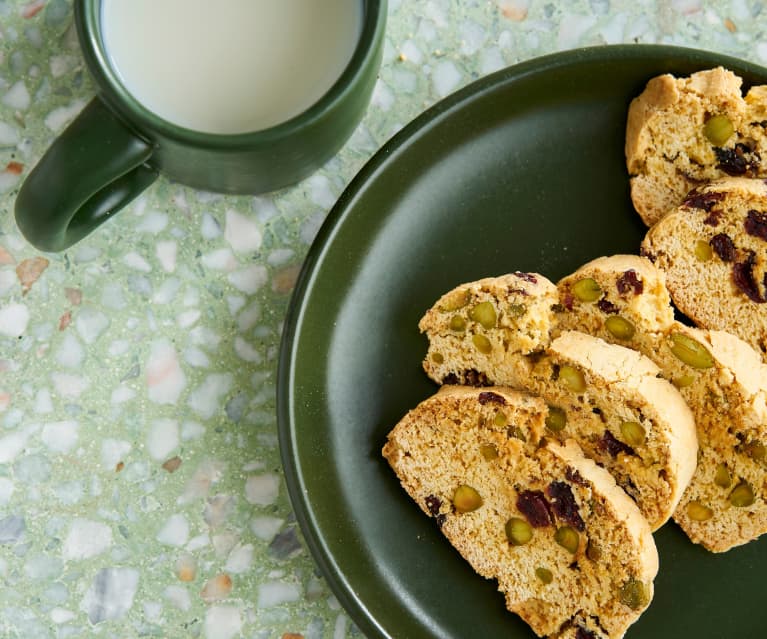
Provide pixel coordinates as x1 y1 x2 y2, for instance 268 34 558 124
472 334 492 354
453 485 483 513
469 301 497 329
535 567 553 584
449 314 466 332
703 114 735 146
686 501 714 521
505 517 533 546
694 239 713 261
545 406 567 432
729 481 755 507
605 315 636 340
619 578 650 611
668 332 715 369
714 463 732 488
572 278 602 302
559 365 586 392
619 421 646 448
554 525 580 554
439 289 470 312
480 444 499 460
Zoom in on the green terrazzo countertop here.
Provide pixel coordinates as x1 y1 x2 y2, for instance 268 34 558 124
0 1 765 637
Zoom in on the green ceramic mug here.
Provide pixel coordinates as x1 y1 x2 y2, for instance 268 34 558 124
15 0 387 252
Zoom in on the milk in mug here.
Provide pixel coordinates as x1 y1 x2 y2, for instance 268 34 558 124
101 0 363 134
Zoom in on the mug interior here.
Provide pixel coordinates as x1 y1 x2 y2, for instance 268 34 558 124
77 0 386 144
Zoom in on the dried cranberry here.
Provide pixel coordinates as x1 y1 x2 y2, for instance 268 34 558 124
566 468 587 486
562 291 574 311
575 627 598 639
710 233 736 262
616 270 643 295
464 369 491 387
547 481 585 531
745 209 767 241
442 373 459 385
425 495 442 516
513 271 537 283
478 391 506 405
715 143 760 176
733 251 765 302
599 430 635 458
597 298 619 314
683 189 725 212
516 490 553 528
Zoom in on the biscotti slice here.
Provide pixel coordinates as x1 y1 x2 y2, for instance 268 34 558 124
419 271 558 387
383 387 658 639
670 329 767 552
640 177 767 356
521 331 697 531
626 67 767 226
557 255 767 550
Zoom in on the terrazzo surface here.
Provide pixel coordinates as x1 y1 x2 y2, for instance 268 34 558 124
0 0 766 637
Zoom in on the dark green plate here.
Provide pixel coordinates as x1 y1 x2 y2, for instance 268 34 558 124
278 45 767 639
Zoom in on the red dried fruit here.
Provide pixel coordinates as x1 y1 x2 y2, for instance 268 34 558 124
565 468 587 486
715 143 760 176
478 391 506 405
616 269 643 295
547 481 585 531
733 251 765 302
745 209 767 241
442 370 491 386
562 291 574 311
683 189 725 211
513 271 538 283
597 298 619 314
710 233 736 262
517 490 553 528
425 495 442 516
599 430 635 458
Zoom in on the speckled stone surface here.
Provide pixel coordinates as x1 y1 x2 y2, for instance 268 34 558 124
0 1 766 637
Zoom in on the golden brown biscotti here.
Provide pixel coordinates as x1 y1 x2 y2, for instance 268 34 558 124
670 329 767 552
556 254 675 344
520 331 698 531
382 386 658 639
556 254 767 551
420 272 697 529
419 272 558 387
626 67 767 226
640 177 767 356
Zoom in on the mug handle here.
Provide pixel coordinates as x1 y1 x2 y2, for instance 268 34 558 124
14 98 158 252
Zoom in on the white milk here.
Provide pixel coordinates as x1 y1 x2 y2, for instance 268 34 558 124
101 0 363 134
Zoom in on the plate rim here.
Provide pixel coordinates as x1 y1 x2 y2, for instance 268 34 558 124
276 43 767 638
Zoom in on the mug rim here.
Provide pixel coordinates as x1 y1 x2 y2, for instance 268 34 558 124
75 0 387 147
